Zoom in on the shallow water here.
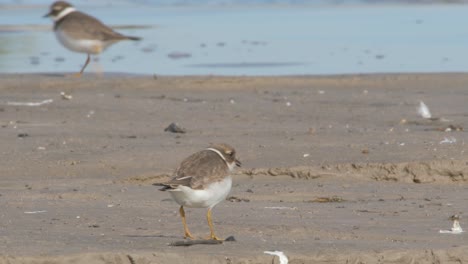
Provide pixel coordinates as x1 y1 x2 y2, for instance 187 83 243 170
0 2 468 75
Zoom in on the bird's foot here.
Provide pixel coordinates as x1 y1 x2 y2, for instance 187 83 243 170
184 232 195 240
206 234 224 241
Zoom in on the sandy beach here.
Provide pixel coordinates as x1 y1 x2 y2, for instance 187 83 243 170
0 73 467 263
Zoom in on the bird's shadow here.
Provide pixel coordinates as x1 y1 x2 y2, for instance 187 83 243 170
170 236 236 247
123 234 236 247
123 234 180 239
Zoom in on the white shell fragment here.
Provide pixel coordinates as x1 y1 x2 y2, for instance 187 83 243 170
264 251 289 264
24 210 47 214
418 101 432 119
60 92 73 100
439 137 456 144
264 206 297 210
7 99 53 106
440 215 464 234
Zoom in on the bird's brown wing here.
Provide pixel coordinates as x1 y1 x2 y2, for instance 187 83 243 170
156 150 229 190
56 11 131 41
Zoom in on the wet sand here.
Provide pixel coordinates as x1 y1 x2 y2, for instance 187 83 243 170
0 73 467 263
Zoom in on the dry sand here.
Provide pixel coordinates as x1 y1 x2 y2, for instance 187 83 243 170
0 73 467 263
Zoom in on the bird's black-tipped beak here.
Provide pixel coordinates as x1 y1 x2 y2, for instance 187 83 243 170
43 12 52 18
235 159 242 167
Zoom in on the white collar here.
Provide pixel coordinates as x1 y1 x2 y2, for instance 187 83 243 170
206 147 236 171
206 148 226 163
54 7 77 22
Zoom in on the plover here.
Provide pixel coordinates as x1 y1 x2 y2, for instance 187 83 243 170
154 143 241 240
44 1 141 76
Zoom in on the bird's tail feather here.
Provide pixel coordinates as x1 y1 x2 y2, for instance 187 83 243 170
152 183 170 191
126 36 142 41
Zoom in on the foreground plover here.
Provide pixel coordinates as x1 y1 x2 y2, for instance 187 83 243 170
154 143 241 240
44 1 141 76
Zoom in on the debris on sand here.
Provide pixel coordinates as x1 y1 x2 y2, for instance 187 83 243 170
17 133 29 138
436 124 463 132
264 251 288 264
24 210 47 214
86 110 95 118
164 122 186 134
264 206 297 210
439 137 456 144
440 214 464 234
227 196 250 202
417 101 431 119
306 196 345 203
60 92 72 100
6 99 53 107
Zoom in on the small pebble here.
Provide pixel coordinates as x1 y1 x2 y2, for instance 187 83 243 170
18 133 29 138
164 122 186 134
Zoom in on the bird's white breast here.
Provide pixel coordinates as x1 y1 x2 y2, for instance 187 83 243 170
169 176 232 209
55 30 104 54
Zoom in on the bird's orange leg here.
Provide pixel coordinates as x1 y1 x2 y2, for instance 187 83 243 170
73 54 90 77
206 208 223 241
179 206 195 239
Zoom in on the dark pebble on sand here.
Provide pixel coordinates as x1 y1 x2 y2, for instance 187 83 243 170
121 135 137 139
225 236 236 242
164 122 186 133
